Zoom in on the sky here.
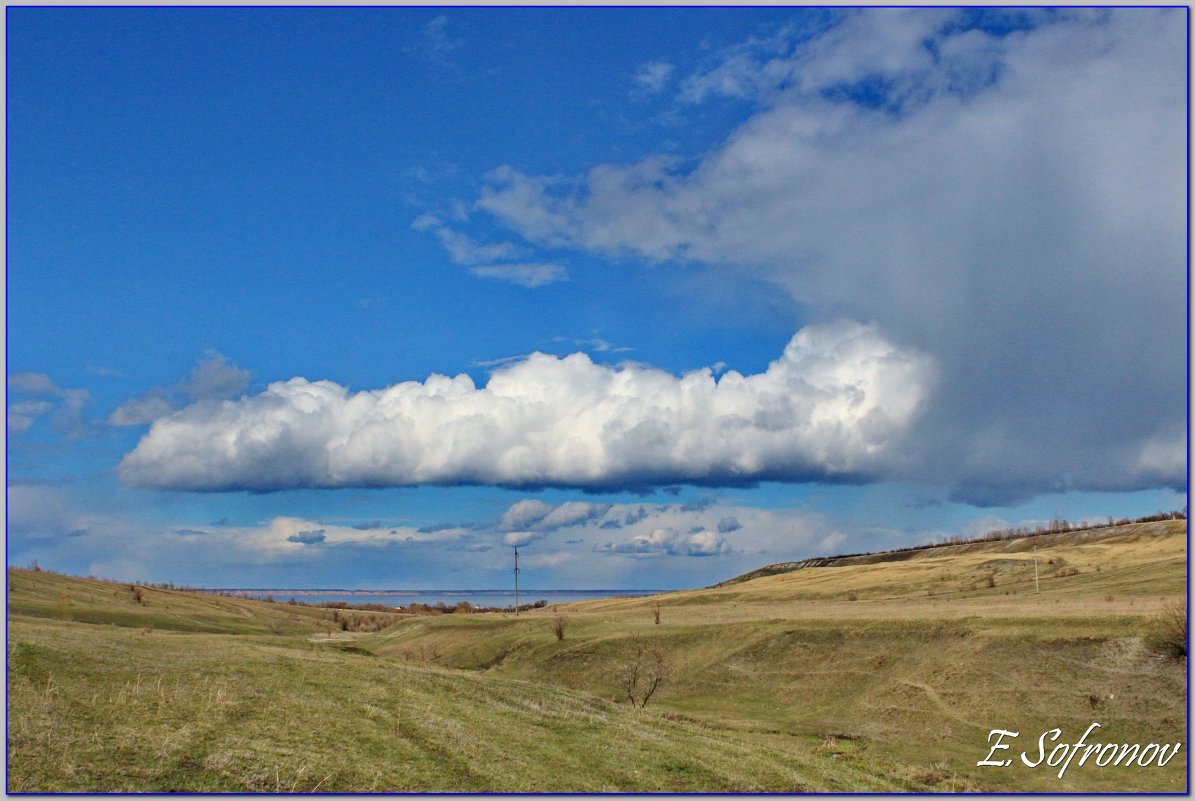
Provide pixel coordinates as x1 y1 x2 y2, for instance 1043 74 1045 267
5 7 1188 591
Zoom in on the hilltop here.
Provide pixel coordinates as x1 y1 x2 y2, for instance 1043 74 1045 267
717 516 1186 586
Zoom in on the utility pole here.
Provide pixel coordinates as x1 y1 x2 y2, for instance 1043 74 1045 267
1033 545 1040 594
514 545 520 616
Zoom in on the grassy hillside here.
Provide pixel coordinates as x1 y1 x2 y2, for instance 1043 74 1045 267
7 571 923 792
717 518 1187 586
8 518 1186 792
364 519 1188 793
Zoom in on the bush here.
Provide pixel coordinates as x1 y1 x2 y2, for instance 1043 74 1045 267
1146 598 1187 661
615 634 673 708
551 613 568 641
331 609 395 633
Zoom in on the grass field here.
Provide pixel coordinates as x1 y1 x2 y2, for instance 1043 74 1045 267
7 519 1187 792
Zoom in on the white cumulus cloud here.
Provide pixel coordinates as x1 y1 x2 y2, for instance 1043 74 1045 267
595 526 730 557
118 320 933 492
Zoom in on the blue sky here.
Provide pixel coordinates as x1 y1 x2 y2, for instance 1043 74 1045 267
6 7 1187 590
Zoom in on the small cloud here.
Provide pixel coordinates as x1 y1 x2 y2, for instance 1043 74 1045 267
595 526 729 558
595 504 651 530
173 528 208 537
634 60 675 94
407 15 463 68
447 542 493 553
539 501 611 530
468 263 569 288
474 353 535 369
7 374 92 437
411 214 441 231
180 351 251 402
435 228 526 266
503 530 545 547
553 336 633 355
8 373 60 395
418 521 483 534
109 351 251 428
716 515 742 534
499 500 612 533
680 530 730 557
499 499 552 532
287 529 326 545
108 392 175 427
7 400 53 432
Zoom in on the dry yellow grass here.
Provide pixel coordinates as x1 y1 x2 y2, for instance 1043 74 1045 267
7 518 1186 792
367 519 1188 792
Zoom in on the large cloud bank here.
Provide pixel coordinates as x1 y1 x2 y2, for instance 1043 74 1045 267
468 9 1187 501
118 320 932 492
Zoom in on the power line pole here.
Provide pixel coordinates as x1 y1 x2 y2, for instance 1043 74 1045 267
1033 545 1040 594
514 545 520 616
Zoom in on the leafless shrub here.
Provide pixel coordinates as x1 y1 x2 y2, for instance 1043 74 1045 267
131 585 146 605
985 573 996 588
551 613 568 641
615 634 673 708
331 609 394 633
1146 598 1187 661
651 600 662 624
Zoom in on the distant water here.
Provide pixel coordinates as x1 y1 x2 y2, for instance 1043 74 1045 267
213 589 659 609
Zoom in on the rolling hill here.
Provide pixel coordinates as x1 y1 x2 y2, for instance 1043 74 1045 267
7 517 1187 792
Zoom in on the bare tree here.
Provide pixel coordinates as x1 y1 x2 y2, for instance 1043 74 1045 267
615 634 673 708
651 600 661 624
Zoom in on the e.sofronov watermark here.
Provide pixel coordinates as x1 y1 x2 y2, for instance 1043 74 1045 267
978 723 1182 779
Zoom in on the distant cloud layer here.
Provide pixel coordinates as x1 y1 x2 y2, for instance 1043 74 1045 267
118 320 932 492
